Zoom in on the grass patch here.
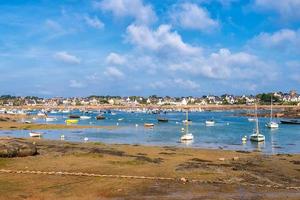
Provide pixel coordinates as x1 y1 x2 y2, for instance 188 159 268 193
0 180 21 193
0 158 9 167
109 159 146 166
72 152 103 158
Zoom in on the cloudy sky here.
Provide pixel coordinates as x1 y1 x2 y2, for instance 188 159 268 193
0 0 299 97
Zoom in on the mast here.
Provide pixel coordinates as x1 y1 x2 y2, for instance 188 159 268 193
270 95 273 122
255 103 259 135
186 110 188 134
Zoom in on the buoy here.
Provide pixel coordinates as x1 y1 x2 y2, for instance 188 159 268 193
135 124 138 127
181 128 185 132
116 122 119 126
242 136 247 143
60 135 65 140
84 137 89 142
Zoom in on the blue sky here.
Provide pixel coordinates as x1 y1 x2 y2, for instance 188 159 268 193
0 0 300 97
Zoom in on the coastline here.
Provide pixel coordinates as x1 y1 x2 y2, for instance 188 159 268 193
0 137 299 199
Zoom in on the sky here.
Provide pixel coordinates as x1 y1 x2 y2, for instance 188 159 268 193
0 0 300 97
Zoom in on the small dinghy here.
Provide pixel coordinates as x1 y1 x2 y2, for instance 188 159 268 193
205 120 215 126
29 132 43 137
96 115 106 120
144 123 154 128
157 118 168 122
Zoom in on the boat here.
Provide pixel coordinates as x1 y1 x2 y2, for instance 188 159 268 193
96 115 106 120
182 119 192 124
205 119 215 126
280 119 300 124
65 119 78 124
248 117 256 122
266 96 279 129
37 112 46 117
181 111 194 141
80 116 91 120
69 115 80 119
29 132 43 137
144 123 154 128
45 117 57 122
250 104 265 142
157 117 168 122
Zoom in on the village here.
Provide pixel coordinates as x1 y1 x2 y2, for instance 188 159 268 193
0 90 299 107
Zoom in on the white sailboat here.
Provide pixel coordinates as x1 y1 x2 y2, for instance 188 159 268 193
181 110 194 141
250 103 265 142
266 96 279 129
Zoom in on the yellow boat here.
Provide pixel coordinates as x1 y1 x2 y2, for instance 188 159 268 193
65 119 78 124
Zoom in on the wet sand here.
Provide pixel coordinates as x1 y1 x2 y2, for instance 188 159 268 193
0 114 117 130
0 138 299 199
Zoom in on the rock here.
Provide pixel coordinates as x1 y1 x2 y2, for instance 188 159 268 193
232 157 239 161
0 137 37 157
180 177 188 183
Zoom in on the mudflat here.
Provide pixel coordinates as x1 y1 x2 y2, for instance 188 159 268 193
0 138 299 200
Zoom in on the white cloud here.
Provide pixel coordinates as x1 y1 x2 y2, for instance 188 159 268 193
174 78 200 90
126 24 201 55
69 80 85 88
104 67 125 79
94 0 157 25
106 52 126 65
249 28 300 52
54 51 81 64
149 79 200 90
170 3 219 32
254 0 300 19
84 15 104 29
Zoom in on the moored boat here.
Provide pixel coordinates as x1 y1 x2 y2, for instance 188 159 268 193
280 119 300 125
65 119 78 124
157 118 168 122
80 116 91 120
144 123 154 128
96 115 106 120
205 120 215 126
181 111 194 141
29 132 43 137
69 115 80 119
250 103 265 142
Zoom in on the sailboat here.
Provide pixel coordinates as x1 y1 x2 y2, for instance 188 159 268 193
266 96 279 129
181 110 194 141
250 103 265 142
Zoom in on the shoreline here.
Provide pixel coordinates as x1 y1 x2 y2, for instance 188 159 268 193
1 104 299 110
0 137 299 199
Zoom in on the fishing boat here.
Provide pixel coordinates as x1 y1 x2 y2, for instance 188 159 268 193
266 96 279 129
205 119 215 126
181 111 194 141
29 132 43 137
96 115 106 120
280 119 300 125
144 123 154 128
80 116 91 120
65 119 78 124
250 104 265 142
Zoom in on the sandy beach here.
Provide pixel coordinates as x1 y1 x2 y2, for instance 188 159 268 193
0 137 299 199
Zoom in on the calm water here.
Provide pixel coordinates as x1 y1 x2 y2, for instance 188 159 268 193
1 110 299 154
